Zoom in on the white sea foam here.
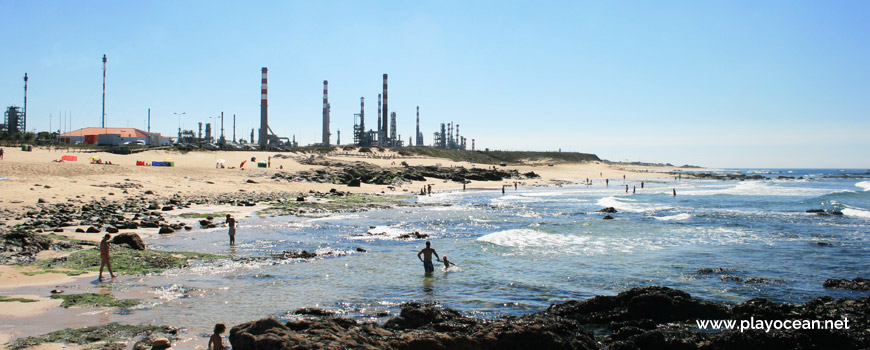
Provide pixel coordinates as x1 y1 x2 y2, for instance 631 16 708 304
681 181 832 197
596 196 672 213
476 229 589 248
653 213 692 221
349 225 424 240
842 207 870 219
856 181 870 192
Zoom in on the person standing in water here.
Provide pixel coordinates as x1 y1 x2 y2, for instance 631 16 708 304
99 234 117 279
417 241 440 273
226 214 237 245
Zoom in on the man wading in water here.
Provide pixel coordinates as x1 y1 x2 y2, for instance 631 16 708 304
417 241 440 273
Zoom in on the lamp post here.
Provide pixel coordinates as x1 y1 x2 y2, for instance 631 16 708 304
174 112 185 143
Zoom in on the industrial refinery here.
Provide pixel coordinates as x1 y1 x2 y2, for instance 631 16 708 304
4 56 473 151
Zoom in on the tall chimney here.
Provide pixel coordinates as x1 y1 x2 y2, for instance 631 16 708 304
382 74 388 146
377 93 382 146
390 112 397 147
259 67 269 149
322 80 330 146
415 106 421 146
360 97 365 133
23 73 28 133
101 55 106 129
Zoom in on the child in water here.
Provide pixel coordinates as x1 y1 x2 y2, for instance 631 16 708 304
440 255 458 269
209 323 226 350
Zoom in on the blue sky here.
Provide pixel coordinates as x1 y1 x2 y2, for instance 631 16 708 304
1 1 868 168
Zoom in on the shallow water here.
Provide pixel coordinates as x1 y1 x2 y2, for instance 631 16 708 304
40 169 870 340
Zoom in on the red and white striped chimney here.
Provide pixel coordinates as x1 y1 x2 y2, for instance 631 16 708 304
259 67 268 148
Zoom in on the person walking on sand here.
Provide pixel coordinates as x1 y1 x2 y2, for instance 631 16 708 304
226 214 237 245
0 147 4 160
417 241 440 273
209 323 226 350
99 234 117 279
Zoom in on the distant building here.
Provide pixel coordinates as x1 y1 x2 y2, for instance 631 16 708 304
56 127 171 146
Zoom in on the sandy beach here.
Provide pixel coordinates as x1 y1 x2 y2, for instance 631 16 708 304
0 145 689 349
0 146 676 210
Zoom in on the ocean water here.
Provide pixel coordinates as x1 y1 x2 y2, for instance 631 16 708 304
63 169 870 336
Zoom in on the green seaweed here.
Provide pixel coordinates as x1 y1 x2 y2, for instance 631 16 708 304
37 247 223 276
7 324 175 350
50 293 140 308
0 296 38 303
262 194 421 216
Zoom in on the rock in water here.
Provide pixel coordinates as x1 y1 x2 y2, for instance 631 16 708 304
824 277 870 291
112 232 146 250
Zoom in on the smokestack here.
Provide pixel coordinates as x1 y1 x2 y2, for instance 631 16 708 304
390 112 397 146
377 93 382 146
415 106 421 147
322 80 330 146
259 67 268 149
23 73 28 133
101 55 106 129
382 74 388 146
360 97 365 133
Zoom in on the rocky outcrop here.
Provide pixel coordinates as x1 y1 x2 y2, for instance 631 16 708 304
274 161 540 187
230 302 598 350
824 277 870 291
229 286 869 350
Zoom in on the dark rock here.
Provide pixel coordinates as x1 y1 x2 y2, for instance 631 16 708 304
246 179 257 184
356 247 367 252
86 226 100 233
144 190 155 195
111 232 146 250
230 302 598 350
53 228 64 232
105 226 119 234
158 226 174 234
296 196 305 202
161 206 174 211
547 286 729 324
348 178 361 187
824 277 870 291
147 203 161 210
75 228 85 233
397 231 428 240
37 198 47 203
599 207 618 213
603 215 614 220
293 308 334 316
